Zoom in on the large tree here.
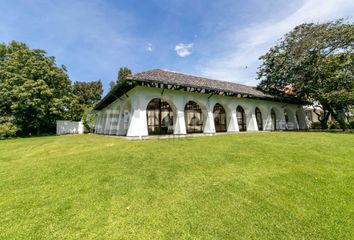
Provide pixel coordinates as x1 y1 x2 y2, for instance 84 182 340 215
257 19 354 129
0 41 74 134
0 41 73 134
73 80 103 106
71 80 103 121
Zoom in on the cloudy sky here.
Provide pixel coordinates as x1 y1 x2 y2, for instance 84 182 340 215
0 0 353 93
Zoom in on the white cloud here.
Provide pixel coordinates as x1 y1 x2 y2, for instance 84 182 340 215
147 43 153 52
198 0 354 85
175 43 193 57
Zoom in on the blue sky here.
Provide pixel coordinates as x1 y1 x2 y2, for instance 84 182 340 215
0 0 353 94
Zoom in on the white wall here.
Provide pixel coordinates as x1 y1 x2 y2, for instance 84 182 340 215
56 120 84 135
94 86 309 137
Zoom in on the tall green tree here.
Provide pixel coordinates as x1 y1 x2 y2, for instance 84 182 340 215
71 80 103 121
257 19 354 129
117 67 132 83
0 41 73 134
73 80 103 106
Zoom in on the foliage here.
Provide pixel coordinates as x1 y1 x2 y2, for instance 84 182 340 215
349 120 354 129
0 41 103 136
257 19 354 130
0 117 18 139
328 120 341 129
73 80 103 106
311 121 322 129
117 66 132 83
82 107 96 132
71 81 103 121
0 133 354 239
0 41 72 135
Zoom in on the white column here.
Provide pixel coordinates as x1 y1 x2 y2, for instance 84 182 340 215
103 110 111 134
173 98 186 135
288 109 298 130
296 109 308 130
108 109 116 135
98 112 105 134
263 108 272 131
246 107 258 131
127 95 148 137
227 109 239 132
115 102 125 135
278 110 286 130
203 102 216 134
94 113 100 133
96 111 103 133
116 110 125 135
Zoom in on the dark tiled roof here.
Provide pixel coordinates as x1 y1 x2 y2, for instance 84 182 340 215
127 69 271 98
94 69 303 110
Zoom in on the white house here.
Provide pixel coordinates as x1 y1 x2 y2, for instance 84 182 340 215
93 69 308 138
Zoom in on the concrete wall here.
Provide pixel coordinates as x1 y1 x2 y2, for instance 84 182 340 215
56 120 84 135
94 86 309 137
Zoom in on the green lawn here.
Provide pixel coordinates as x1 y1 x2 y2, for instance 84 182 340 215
0 133 353 239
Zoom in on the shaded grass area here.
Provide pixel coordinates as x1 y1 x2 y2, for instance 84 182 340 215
0 132 353 239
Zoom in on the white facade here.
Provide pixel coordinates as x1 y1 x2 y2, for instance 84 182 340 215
304 106 333 123
56 120 84 135
94 86 308 138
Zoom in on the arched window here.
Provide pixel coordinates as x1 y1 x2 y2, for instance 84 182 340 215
146 98 173 135
184 101 203 133
255 107 263 131
284 109 289 129
271 109 277 130
213 103 227 132
237 106 247 131
284 110 289 123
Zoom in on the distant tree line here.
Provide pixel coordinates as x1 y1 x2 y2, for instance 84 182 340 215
0 41 103 137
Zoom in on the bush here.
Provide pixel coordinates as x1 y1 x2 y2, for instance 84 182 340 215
328 120 341 129
349 120 354 129
82 107 96 132
0 121 19 139
311 122 322 129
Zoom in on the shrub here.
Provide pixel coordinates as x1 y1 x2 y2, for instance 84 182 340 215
328 120 341 129
349 120 354 129
311 122 322 129
0 121 19 139
82 107 96 132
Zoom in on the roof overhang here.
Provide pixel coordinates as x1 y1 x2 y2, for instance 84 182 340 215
93 77 307 111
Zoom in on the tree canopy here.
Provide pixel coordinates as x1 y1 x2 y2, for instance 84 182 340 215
0 41 102 136
73 80 103 106
0 41 73 134
257 19 354 129
71 80 103 122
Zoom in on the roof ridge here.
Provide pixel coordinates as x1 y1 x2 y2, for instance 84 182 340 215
136 68 253 88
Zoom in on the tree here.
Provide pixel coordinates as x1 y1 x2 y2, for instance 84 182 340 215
0 41 73 134
109 80 116 90
257 19 354 129
82 107 96 132
71 80 103 121
73 80 103 106
117 67 132 83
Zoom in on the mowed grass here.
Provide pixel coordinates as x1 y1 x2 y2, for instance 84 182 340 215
0 133 353 240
